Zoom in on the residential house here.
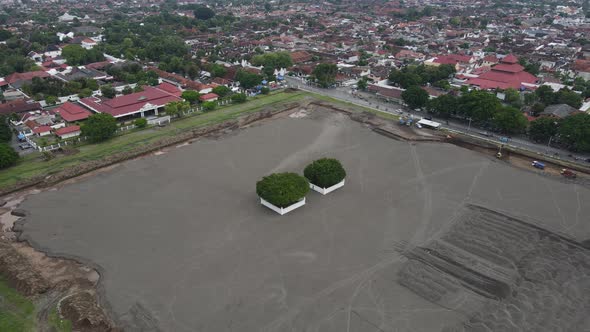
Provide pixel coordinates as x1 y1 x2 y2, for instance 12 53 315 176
541 104 580 118
54 102 93 122
55 125 81 139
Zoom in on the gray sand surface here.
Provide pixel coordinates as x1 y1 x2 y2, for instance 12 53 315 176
18 109 590 331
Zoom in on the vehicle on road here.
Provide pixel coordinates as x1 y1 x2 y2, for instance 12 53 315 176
532 161 545 170
560 169 577 178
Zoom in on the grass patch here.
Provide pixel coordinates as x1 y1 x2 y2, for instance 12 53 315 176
307 92 400 120
0 91 307 190
0 277 35 332
48 307 72 332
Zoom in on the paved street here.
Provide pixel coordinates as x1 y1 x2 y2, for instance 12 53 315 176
285 76 590 166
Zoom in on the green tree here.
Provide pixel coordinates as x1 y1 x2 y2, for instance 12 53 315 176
100 84 116 99
134 118 148 128
251 51 293 70
208 64 227 77
165 101 190 118
524 92 538 106
492 106 528 134
458 90 501 122
426 94 458 118
81 113 118 143
312 63 338 88
558 113 590 152
45 95 58 105
260 87 270 95
181 90 201 104
528 117 558 143
303 158 346 188
122 86 133 95
433 80 450 90
556 89 583 109
402 86 429 110
194 6 215 20
503 88 521 108
357 78 368 90
78 88 93 98
61 44 104 65
236 70 263 89
0 143 18 169
535 85 556 105
256 173 310 208
202 101 217 112
231 93 247 103
0 115 12 142
212 85 231 97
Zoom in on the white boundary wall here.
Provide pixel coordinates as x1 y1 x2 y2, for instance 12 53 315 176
309 179 345 195
260 197 306 215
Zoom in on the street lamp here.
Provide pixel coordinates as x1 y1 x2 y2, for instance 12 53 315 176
467 118 472 131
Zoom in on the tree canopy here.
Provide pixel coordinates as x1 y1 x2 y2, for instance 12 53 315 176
528 117 558 143
61 45 105 66
165 101 190 117
389 64 455 89
492 106 528 134
426 94 457 118
81 113 118 143
251 51 293 71
236 70 262 89
558 113 590 152
312 63 338 88
304 158 346 188
0 115 12 143
181 90 200 104
194 6 215 20
0 143 18 169
256 173 310 208
402 86 429 110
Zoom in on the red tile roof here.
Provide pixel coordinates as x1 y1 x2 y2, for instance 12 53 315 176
0 100 42 115
199 93 219 101
502 54 518 64
79 86 181 118
55 102 92 122
434 54 472 65
55 125 81 136
492 63 526 73
5 71 50 84
32 125 52 134
156 82 182 97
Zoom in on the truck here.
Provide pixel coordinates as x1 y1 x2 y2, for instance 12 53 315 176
560 169 577 179
532 161 545 170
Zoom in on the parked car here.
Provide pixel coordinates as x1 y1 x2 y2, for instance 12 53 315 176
19 143 32 150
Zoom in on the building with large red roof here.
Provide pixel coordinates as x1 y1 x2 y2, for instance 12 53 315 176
54 102 93 122
79 85 182 119
467 55 538 90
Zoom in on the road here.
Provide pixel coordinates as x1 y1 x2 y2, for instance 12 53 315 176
285 76 590 166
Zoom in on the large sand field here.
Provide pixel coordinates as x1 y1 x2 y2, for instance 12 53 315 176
17 108 590 331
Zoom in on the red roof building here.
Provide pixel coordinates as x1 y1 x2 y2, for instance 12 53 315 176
199 93 219 102
79 86 182 119
156 82 182 97
55 125 81 138
433 54 473 66
0 100 42 115
467 55 537 90
32 125 52 136
54 102 93 122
